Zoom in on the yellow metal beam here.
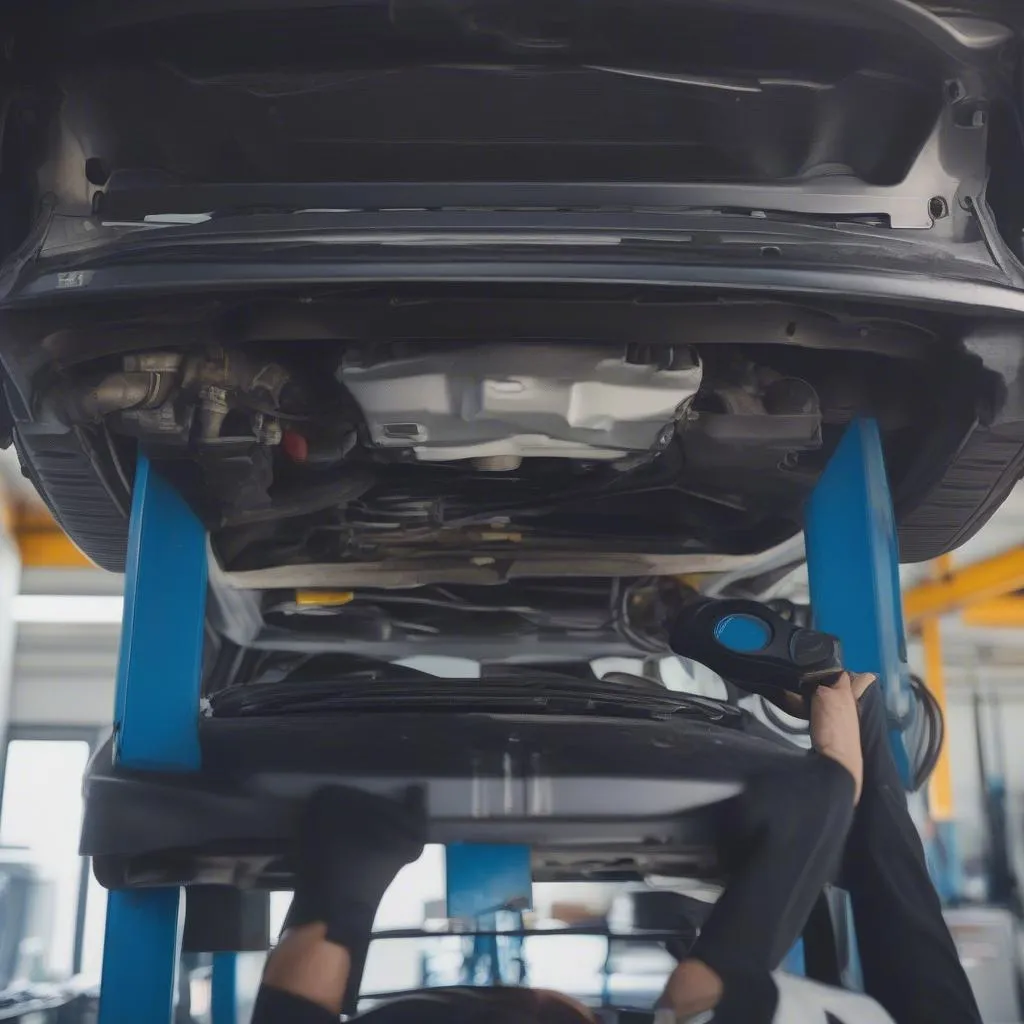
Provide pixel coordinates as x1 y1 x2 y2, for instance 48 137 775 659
294 590 355 608
12 506 93 568
921 556 954 820
903 545 1024 625
961 596 1024 628
917 557 954 819
922 619 954 818
17 526 92 568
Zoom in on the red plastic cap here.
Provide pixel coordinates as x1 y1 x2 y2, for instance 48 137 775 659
282 430 309 463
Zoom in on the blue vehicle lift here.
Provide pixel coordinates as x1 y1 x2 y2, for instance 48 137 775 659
95 418 912 1023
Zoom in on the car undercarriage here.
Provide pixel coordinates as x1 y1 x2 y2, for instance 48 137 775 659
10 285 1024 586
1 0 1024 589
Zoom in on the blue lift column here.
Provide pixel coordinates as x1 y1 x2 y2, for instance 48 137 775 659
98 455 210 1024
803 419 913 986
806 418 913 784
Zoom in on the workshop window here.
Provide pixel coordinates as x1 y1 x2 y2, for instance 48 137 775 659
80 869 107 981
0 736 92 980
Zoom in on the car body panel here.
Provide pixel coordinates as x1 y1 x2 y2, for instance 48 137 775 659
82 707 801 888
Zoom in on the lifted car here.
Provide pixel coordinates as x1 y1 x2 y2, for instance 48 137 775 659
44 8 957 991
0 0 1023 593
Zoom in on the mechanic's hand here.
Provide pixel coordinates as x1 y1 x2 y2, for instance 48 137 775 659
285 787 426 950
810 671 875 804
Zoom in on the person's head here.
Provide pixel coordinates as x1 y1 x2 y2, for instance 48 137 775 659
365 986 596 1022
486 988 597 1023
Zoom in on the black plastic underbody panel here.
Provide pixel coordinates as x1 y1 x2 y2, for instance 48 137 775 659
12 425 130 572
896 419 1024 561
82 711 803 889
9 268 1024 570
25 408 1022 571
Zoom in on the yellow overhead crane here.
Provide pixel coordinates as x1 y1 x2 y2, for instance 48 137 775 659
914 556 956 824
10 503 92 568
903 545 1024 626
961 596 1024 628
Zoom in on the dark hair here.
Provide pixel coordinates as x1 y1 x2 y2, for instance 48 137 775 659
479 988 594 1023
360 987 594 1023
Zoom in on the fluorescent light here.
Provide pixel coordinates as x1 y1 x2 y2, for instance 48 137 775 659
13 595 125 624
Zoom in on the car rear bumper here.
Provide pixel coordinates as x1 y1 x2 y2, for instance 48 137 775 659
82 710 801 888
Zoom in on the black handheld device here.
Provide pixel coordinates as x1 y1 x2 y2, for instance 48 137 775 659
667 597 843 697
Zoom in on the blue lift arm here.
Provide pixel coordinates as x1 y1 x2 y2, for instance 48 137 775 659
98 455 210 1024
805 418 913 785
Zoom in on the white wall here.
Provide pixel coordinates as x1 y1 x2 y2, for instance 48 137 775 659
0 532 20 735
9 567 122 728
944 686 1024 889
9 623 119 727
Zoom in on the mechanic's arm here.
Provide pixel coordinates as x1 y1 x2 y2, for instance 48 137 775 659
842 681 981 1024
257 925 351 1022
658 673 869 1020
252 788 425 1024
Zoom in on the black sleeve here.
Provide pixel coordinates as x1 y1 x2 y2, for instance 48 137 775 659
251 985 339 1024
691 752 856 977
842 685 981 1024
